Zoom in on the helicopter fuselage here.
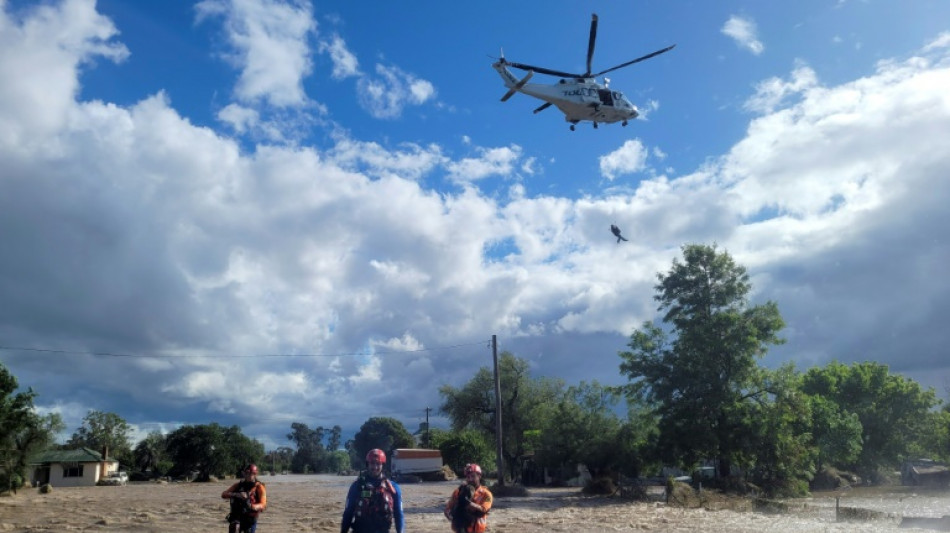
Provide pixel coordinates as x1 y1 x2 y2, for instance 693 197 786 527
493 60 639 128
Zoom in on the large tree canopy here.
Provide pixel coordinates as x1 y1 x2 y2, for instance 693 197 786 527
66 410 133 466
1 363 63 491
133 430 170 477
164 423 262 481
801 360 939 479
619 244 786 478
439 352 563 481
534 381 625 479
429 428 494 476
286 422 332 473
350 417 415 466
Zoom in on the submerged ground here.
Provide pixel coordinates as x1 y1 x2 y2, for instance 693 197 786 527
2 474 949 532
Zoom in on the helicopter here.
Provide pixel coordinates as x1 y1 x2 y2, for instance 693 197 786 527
492 13 675 131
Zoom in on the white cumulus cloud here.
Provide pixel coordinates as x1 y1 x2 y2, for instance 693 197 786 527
600 140 649 180
722 15 764 56
195 0 316 108
357 64 437 119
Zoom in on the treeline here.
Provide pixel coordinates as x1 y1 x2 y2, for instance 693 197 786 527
439 244 950 496
3 244 948 496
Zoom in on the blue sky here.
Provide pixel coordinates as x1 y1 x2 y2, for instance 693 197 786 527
1 0 949 451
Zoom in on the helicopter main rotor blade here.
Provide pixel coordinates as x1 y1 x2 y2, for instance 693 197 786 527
507 61 580 79
592 44 676 78
586 14 598 77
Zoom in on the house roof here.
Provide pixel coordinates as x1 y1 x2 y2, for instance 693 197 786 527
29 447 117 464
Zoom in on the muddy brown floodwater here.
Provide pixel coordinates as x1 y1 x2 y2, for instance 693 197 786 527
2 474 949 532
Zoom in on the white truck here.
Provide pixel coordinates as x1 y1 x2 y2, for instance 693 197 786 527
390 448 443 477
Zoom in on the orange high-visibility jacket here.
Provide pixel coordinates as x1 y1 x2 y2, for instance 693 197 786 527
445 484 493 533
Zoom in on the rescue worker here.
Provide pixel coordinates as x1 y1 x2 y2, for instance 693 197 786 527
221 464 267 533
341 449 405 533
444 463 493 533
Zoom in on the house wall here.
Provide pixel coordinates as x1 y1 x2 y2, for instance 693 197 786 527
49 462 99 487
45 461 117 487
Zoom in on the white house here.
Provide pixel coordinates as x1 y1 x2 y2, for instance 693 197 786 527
30 447 119 487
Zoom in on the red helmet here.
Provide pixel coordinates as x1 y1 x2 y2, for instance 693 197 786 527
366 449 387 464
245 464 258 474
464 463 482 476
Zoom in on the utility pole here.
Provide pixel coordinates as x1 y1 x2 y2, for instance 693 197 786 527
492 334 505 486
424 407 432 448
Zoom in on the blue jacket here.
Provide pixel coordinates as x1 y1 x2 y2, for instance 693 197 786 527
341 473 404 533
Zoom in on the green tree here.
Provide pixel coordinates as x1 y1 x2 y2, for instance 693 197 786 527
287 422 328 473
745 365 817 496
133 431 169 477
615 404 660 480
345 439 360 470
1 363 63 492
801 361 939 480
327 425 343 451
263 446 295 473
351 417 415 464
66 410 133 467
535 381 623 479
806 395 862 471
430 428 494 476
326 450 351 473
164 423 261 481
440 352 563 481
221 425 265 473
914 409 950 463
618 244 785 479
165 424 224 481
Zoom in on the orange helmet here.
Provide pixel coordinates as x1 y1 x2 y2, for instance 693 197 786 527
366 449 387 464
464 463 482 476
245 464 258 474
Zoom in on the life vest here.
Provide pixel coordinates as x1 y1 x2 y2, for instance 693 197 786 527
229 480 263 520
354 474 395 532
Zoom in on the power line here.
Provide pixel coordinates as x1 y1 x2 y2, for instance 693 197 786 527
0 340 489 359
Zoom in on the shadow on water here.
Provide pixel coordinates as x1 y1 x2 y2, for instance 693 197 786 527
899 516 950 531
804 485 950 531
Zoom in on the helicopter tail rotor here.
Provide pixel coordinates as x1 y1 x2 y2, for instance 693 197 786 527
500 70 534 102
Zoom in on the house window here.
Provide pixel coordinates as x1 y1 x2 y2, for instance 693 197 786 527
63 463 84 477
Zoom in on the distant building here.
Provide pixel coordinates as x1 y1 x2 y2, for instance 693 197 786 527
391 448 443 476
29 447 120 488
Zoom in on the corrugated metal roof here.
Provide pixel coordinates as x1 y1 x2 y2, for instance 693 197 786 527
29 447 117 464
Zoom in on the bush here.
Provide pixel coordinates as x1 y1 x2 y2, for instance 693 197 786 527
489 483 528 497
582 476 616 495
